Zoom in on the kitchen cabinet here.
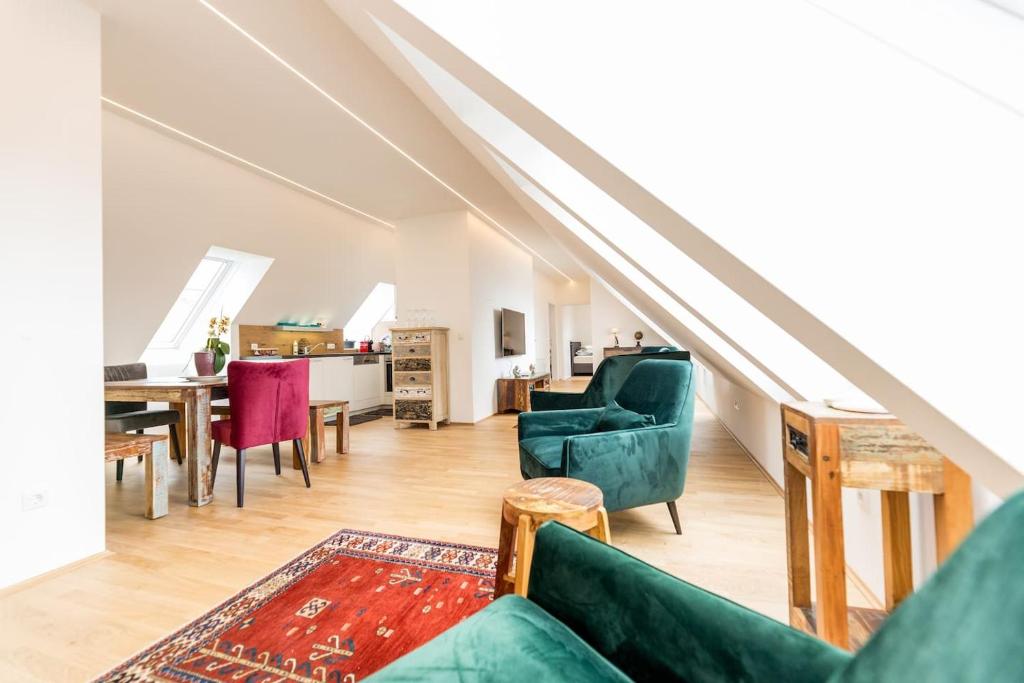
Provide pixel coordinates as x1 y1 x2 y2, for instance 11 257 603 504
308 356 353 402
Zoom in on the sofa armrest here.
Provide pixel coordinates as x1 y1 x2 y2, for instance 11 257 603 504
529 522 851 683
529 390 586 412
518 408 604 440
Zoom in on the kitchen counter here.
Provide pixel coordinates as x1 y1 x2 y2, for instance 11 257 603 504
242 351 391 360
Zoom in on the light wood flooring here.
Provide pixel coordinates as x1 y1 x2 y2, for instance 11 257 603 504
0 379 863 681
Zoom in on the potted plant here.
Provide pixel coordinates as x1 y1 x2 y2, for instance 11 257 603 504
195 314 231 376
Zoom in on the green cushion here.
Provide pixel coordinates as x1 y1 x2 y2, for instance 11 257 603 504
594 400 656 432
519 436 565 478
366 595 631 682
829 490 1024 682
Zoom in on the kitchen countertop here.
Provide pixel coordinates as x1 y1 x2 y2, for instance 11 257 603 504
242 351 392 360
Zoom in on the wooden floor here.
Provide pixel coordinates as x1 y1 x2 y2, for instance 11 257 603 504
0 379 859 680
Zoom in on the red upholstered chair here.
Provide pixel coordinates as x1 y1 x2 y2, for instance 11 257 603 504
211 359 311 507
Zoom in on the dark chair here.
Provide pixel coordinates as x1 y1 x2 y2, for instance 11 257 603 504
212 359 310 507
104 362 182 481
531 349 691 412
520 359 697 533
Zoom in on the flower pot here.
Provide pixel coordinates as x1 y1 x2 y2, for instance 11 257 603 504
193 350 216 376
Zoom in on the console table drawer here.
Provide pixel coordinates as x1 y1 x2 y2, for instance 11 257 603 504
394 371 431 387
395 386 432 399
394 357 431 372
395 400 432 421
394 331 431 344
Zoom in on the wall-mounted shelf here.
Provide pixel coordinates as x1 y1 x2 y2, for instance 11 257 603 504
273 325 334 333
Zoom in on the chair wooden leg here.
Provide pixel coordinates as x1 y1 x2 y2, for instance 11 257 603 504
136 429 144 462
236 448 246 508
293 439 311 488
667 501 682 535
211 440 221 487
116 459 124 482
169 424 183 465
272 442 281 475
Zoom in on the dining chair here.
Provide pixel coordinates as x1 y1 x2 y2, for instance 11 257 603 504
211 358 310 507
104 362 182 481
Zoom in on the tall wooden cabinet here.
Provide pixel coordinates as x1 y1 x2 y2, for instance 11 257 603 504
391 326 450 430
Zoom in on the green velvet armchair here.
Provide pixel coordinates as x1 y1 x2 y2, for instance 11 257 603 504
519 359 696 533
369 491 1024 682
530 349 690 412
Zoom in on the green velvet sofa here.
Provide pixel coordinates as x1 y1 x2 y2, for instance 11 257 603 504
369 491 1024 681
531 349 690 412
519 359 696 533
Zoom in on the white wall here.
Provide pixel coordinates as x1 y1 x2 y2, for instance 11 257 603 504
0 0 104 588
395 210 539 421
102 111 396 366
589 278 667 351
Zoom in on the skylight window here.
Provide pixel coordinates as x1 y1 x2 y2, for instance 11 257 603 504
148 256 231 349
344 282 396 341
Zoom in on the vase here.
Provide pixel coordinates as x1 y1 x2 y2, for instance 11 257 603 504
193 350 216 376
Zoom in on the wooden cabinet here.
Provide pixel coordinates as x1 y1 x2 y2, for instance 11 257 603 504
391 326 449 430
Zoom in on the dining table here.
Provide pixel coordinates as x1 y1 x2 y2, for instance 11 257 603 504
104 376 227 506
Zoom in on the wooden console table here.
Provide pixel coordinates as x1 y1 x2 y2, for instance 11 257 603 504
497 373 551 412
602 346 641 359
782 402 973 650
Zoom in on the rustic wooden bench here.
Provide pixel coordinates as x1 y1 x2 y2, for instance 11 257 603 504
211 399 350 469
105 433 169 519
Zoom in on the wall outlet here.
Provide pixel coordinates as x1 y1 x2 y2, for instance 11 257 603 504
250 342 258 351
327 343 336 350
21 488 49 512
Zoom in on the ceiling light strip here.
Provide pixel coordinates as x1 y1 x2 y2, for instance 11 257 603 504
197 0 572 281
101 96 395 229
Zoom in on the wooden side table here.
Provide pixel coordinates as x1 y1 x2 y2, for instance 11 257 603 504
293 399 350 469
782 402 974 650
496 373 551 413
495 478 611 598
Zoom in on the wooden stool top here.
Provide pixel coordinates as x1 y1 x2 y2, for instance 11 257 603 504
309 399 349 409
104 433 166 462
502 478 603 528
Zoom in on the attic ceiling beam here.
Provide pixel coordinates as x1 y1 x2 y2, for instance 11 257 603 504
101 97 395 230
197 0 572 282
364 1 1022 497
478 143 807 401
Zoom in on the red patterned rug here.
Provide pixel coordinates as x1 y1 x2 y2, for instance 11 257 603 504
96 530 496 682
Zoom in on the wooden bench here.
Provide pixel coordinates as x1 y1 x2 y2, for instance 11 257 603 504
105 433 169 519
211 399 350 469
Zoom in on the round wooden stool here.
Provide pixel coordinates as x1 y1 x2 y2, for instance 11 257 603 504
495 477 610 598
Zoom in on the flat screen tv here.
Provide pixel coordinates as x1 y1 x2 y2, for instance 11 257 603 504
499 308 526 357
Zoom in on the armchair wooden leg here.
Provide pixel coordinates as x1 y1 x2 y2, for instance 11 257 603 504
116 459 124 482
667 501 682 535
211 441 221 487
236 448 246 508
272 442 281 475
292 439 311 488
169 424 183 465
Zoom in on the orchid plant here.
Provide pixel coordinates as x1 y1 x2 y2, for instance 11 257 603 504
206 314 231 373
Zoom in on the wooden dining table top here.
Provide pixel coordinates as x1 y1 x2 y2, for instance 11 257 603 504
104 376 227 389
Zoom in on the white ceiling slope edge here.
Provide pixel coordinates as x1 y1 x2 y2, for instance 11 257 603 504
98 0 581 280
332 0 1024 496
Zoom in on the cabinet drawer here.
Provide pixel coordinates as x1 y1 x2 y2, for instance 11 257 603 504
395 400 433 421
395 386 432 399
394 371 431 387
393 343 431 359
394 331 431 344
394 357 431 372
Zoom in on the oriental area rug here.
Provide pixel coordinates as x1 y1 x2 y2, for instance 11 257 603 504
96 530 497 682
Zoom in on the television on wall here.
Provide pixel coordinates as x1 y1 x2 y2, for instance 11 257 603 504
499 308 526 357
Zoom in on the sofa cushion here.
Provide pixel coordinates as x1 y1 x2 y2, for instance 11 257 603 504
366 596 631 682
593 400 656 433
519 436 566 478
